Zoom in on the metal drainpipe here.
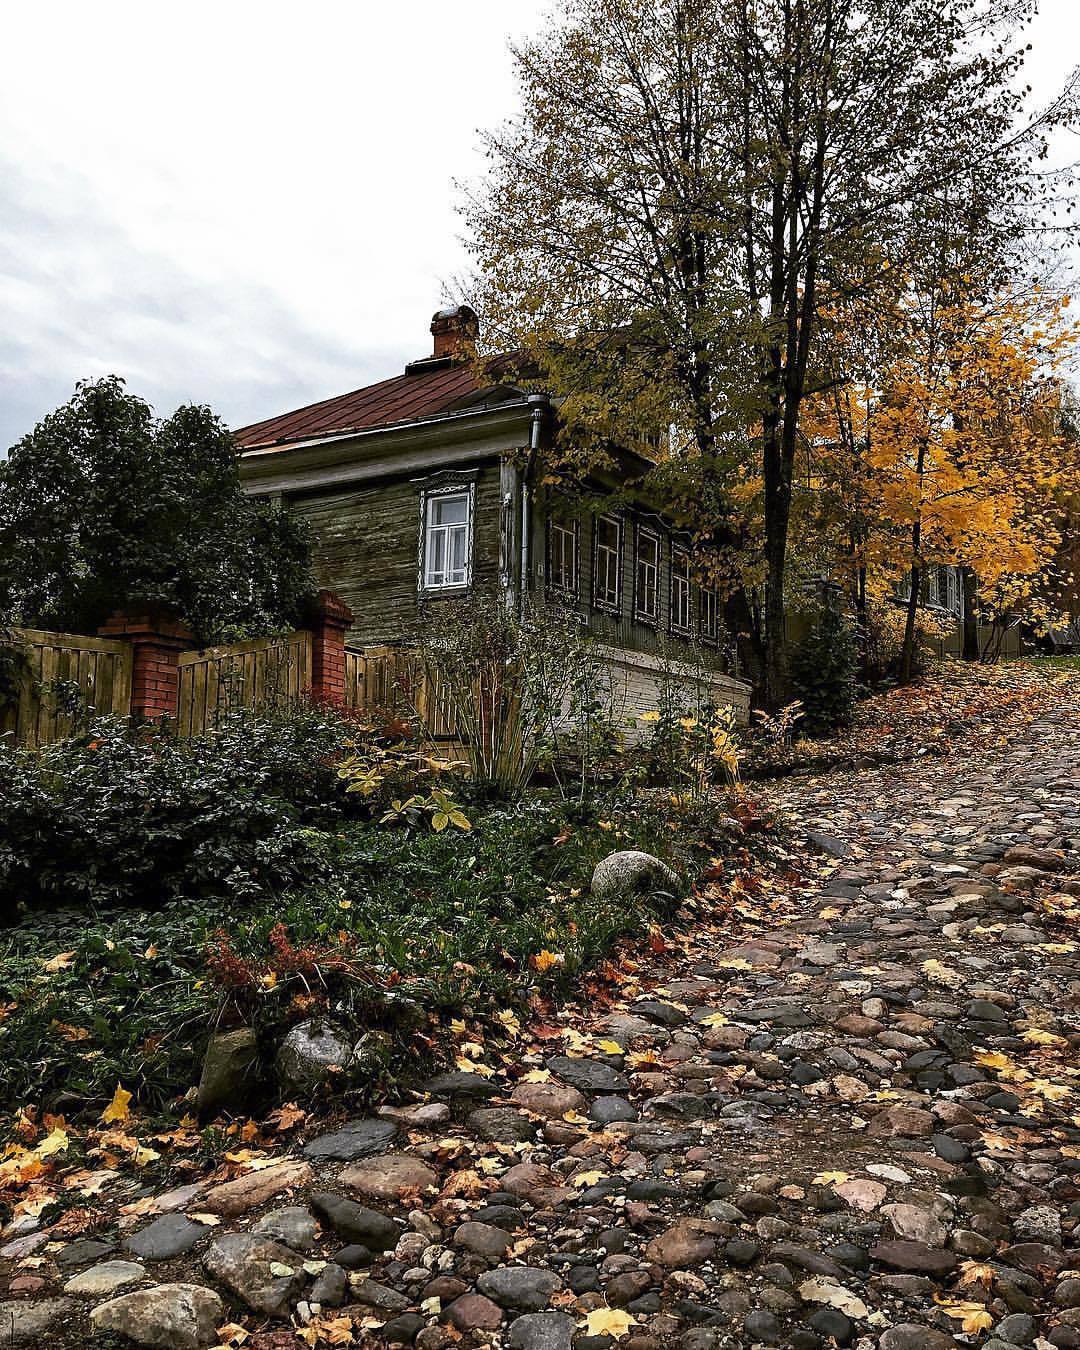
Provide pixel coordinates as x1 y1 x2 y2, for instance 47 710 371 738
520 393 549 618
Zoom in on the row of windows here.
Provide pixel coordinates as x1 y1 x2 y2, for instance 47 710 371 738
549 513 720 642
418 485 720 644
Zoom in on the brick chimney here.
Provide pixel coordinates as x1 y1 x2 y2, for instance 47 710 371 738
430 304 479 361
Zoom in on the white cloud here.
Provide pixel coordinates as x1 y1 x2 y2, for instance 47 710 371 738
0 0 1075 447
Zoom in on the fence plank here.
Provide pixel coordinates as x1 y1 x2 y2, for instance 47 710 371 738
1 629 133 747
174 630 311 737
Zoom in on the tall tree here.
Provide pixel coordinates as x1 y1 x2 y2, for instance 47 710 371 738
0 377 313 644
463 0 1075 703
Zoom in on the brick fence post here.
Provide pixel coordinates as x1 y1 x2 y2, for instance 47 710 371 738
310 590 354 705
98 608 194 721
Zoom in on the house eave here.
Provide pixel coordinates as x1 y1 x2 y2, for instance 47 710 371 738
238 400 535 496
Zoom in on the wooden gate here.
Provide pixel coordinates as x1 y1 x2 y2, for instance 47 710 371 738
1 629 133 747
176 631 312 737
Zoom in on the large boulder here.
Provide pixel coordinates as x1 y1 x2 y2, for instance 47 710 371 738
276 1020 353 1095
591 850 680 905
90 1284 223 1349
197 1027 258 1117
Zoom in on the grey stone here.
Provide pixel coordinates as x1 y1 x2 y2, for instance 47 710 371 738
252 1206 318 1252
303 1117 397 1161
90 1284 223 1350
310 1192 399 1250
467 1108 537 1142
878 1327 957 1350
310 1263 348 1307
591 850 681 903
454 1221 513 1262
507 1311 575 1350
545 1054 629 1093
276 1019 353 1093
589 1096 638 1123
202 1233 306 1316
0 1298 74 1342
197 1026 258 1117
477 1266 562 1311
124 1214 208 1262
64 1260 146 1297
350 1277 411 1312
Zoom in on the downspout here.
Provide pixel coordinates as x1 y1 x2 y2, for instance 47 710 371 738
520 393 549 618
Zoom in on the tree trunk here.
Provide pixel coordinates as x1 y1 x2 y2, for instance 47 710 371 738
899 563 922 685
961 567 979 660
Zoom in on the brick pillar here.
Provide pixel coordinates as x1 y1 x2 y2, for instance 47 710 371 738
310 590 354 705
98 609 194 721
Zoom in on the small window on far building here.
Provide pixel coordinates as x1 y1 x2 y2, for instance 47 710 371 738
547 516 579 598
671 547 693 635
634 524 661 624
699 583 719 643
420 486 473 591
592 514 623 614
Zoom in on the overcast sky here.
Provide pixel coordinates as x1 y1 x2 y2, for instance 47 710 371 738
1 0 1077 450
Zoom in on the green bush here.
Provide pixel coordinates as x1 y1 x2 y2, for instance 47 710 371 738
0 705 361 916
791 603 858 736
0 791 737 1116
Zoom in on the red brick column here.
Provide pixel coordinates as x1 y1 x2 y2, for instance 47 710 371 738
98 609 194 721
310 590 354 705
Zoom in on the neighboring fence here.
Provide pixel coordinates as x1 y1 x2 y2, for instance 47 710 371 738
176 631 312 738
1 591 354 748
344 646 457 738
0 628 133 748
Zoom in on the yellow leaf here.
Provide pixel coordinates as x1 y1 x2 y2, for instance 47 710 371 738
531 950 565 974
975 1050 1013 1072
812 1170 849 1186
35 1127 70 1158
595 1039 624 1055
582 1308 636 1339
1021 1028 1067 1048
573 1170 606 1187
101 1084 133 1125
700 1011 729 1027
43 951 76 974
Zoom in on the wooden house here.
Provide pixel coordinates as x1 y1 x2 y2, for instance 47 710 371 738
235 306 751 724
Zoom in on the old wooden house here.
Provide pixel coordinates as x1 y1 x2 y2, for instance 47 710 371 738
235 306 751 723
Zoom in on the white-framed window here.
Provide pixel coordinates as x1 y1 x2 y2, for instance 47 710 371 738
592 514 623 614
419 484 473 592
699 583 719 643
671 547 693 635
547 516 579 598
634 524 661 624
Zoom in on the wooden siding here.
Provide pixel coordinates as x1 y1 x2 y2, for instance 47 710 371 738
529 495 730 673
176 632 312 737
285 462 503 644
1 628 132 747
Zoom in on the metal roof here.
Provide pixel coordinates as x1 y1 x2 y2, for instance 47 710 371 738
234 356 521 453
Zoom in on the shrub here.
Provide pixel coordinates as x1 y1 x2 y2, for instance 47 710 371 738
0 704 362 917
791 604 858 736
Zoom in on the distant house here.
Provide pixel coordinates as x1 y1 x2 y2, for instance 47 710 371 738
235 305 751 723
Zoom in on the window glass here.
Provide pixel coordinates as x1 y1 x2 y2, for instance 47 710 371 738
671 548 692 633
548 518 579 596
423 489 471 589
635 527 660 621
699 584 718 641
594 515 621 611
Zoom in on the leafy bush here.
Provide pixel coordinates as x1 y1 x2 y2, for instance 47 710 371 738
0 791 747 1116
791 603 858 736
0 376 313 644
0 705 362 916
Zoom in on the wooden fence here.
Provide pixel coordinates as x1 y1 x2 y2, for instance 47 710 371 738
344 646 457 738
1 628 132 748
175 631 313 738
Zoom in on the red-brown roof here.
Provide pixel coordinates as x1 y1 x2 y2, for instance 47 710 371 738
234 356 521 452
